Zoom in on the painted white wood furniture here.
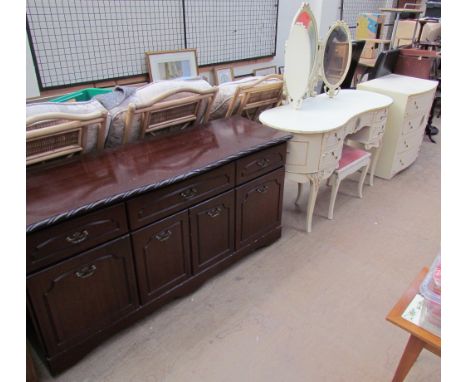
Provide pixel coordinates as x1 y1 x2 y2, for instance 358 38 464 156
326 145 371 220
260 89 393 232
357 74 438 180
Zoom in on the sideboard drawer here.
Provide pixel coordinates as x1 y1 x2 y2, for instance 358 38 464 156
127 163 235 230
27 204 128 273
236 143 286 185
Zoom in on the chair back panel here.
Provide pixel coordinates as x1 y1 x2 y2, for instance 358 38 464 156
26 111 107 166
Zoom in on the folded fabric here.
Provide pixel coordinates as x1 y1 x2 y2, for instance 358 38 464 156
94 86 137 109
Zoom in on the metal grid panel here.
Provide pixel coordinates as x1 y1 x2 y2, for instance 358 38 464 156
185 0 278 66
342 0 398 39
27 0 185 89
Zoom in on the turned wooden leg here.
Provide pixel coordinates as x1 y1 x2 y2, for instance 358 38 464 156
306 174 321 232
295 182 303 205
392 335 424 382
358 162 370 199
328 175 341 220
369 146 382 186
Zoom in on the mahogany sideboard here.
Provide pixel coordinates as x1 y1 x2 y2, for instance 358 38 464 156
26 116 292 374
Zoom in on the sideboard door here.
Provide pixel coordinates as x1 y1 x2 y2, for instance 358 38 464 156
131 210 191 304
235 167 285 249
26 236 139 356
189 190 235 274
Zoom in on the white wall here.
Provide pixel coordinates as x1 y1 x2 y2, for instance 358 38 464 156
26 37 40 98
25 0 341 93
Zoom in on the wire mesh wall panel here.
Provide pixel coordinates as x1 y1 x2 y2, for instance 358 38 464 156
341 0 397 38
27 0 185 89
179 0 278 66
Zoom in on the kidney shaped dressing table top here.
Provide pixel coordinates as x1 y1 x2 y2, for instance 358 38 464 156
260 89 393 231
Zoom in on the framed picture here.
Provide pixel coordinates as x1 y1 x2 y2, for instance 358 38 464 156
253 66 277 76
278 66 285 75
145 49 198 82
214 66 234 85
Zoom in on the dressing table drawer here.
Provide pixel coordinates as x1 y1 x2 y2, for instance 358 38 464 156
236 143 286 184
127 163 235 230
405 92 434 117
401 114 427 136
319 148 341 170
324 129 345 149
373 108 388 123
27 204 128 273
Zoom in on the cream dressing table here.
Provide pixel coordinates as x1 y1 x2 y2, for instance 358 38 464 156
259 3 393 232
260 89 392 232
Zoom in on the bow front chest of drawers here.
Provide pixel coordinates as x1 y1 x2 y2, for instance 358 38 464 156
357 74 438 179
26 117 291 374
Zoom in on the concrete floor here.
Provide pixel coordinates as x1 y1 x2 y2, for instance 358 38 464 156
35 121 441 382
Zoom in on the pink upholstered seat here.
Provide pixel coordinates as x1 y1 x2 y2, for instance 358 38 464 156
338 145 370 170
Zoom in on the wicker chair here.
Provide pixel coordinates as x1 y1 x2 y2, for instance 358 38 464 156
122 87 218 144
26 110 108 166
224 74 284 120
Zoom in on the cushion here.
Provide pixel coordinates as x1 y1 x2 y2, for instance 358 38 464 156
338 145 370 170
106 77 213 148
26 99 110 153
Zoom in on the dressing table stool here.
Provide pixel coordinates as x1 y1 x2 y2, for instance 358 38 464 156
327 145 371 220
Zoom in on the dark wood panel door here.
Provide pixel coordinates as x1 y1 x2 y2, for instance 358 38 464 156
27 236 139 356
190 190 235 274
235 167 285 249
131 210 191 304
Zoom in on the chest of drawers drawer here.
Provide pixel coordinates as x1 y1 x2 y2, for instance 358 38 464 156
236 143 286 185
127 163 235 230
397 128 425 154
392 147 420 175
27 203 128 273
405 92 434 118
401 114 427 136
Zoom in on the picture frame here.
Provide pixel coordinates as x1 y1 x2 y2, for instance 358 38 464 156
253 66 277 76
214 66 235 85
145 49 198 82
278 66 284 75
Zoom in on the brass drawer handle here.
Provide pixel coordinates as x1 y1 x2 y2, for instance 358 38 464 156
256 185 269 193
180 187 198 199
66 230 89 244
156 229 172 242
256 158 271 168
207 207 222 218
75 264 96 279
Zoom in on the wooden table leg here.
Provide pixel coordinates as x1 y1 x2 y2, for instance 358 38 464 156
306 173 322 232
27 342 39 382
392 335 424 382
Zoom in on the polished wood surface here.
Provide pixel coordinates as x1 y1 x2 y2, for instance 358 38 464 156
27 116 291 232
386 267 441 349
386 268 441 382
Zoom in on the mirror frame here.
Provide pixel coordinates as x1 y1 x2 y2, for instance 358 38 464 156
319 20 352 98
284 3 319 108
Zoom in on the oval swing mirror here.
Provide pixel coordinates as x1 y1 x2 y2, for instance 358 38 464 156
321 21 352 97
284 3 319 109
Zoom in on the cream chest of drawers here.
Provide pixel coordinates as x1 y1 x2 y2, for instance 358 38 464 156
357 74 438 179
